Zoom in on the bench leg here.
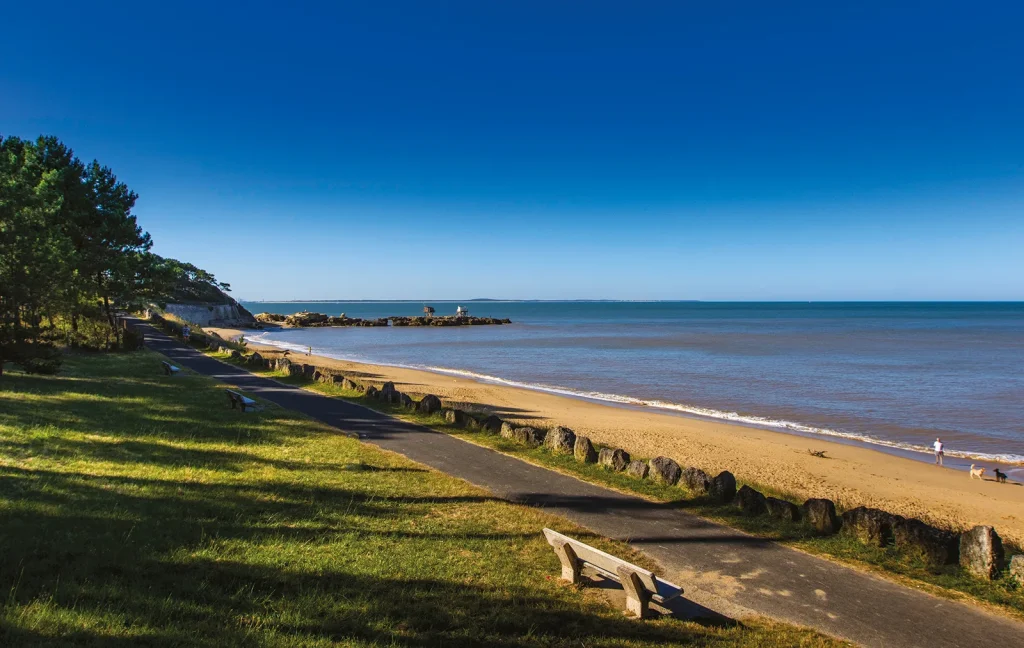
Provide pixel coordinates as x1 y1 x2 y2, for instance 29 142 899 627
553 540 582 584
617 567 652 619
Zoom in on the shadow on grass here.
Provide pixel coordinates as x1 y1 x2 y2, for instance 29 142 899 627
0 464 743 647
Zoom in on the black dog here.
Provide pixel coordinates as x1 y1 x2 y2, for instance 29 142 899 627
993 468 1008 483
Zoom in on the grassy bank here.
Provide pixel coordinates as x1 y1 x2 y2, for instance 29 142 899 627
214 353 1024 619
0 352 844 647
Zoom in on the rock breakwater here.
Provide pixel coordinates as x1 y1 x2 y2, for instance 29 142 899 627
255 311 510 327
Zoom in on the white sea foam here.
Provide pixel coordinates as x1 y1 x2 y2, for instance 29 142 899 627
249 333 1024 466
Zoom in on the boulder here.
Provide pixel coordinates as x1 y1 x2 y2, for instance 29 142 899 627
892 518 959 567
959 525 1004 580
417 394 443 415
599 448 630 472
500 421 518 439
365 385 379 399
1009 555 1024 586
330 374 346 384
399 393 414 410
803 499 841 535
574 436 598 463
544 426 576 454
765 497 801 522
512 426 545 447
443 408 468 426
841 507 899 547
287 364 304 377
626 459 649 479
381 381 398 402
681 467 711 495
648 456 682 485
481 415 503 434
464 415 480 430
228 349 242 360
249 352 263 365
708 471 737 503
341 377 361 391
312 370 324 382
734 485 768 516
302 364 316 378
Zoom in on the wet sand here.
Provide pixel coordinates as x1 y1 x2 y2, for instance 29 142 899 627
211 326 1024 545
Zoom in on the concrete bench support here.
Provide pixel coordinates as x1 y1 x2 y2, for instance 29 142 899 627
618 566 653 618
552 539 581 584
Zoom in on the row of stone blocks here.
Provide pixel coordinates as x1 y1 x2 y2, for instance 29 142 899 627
438 401 1022 584
234 356 1024 587
732 483 1020 582
248 353 451 417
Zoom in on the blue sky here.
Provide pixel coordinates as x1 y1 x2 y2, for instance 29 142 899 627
3 1 1022 300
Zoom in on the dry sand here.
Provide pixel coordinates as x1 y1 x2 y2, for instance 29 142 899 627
210 326 1024 545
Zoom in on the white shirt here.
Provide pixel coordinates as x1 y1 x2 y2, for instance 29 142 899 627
933 440 943 453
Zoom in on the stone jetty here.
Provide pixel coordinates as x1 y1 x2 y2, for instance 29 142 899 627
254 311 511 327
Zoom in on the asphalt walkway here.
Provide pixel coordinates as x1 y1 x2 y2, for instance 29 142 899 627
144 326 1024 648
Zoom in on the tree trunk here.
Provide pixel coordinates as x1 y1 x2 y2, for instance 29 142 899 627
97 273 120 348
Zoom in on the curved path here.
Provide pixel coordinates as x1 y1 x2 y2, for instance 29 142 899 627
144 325 1024 647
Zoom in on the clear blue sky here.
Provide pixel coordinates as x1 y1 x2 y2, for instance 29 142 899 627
3 1 1022 300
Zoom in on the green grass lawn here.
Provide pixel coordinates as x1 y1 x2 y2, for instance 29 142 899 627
0 352 845 647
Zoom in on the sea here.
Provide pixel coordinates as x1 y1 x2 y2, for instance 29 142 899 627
240 301 1024 473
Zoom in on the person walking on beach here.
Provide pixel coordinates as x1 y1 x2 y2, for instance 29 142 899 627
933 437 944 466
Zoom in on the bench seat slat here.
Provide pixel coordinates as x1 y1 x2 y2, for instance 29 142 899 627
161 361 180 374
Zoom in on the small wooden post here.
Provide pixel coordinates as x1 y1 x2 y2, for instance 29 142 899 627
617 567 652 618
553 540 582 584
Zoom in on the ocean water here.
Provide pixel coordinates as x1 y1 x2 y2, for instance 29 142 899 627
241 301 1024 466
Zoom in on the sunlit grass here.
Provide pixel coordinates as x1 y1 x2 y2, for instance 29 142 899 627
0 352 846 647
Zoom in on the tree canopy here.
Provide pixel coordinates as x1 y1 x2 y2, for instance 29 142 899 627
0 134 228 375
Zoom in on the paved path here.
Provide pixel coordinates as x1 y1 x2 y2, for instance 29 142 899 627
145 326 1024 648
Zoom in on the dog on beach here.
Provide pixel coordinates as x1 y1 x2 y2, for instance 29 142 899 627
969 464 986 480
993 468 1007 483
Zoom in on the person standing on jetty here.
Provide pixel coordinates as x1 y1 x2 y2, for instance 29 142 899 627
933 437 944 466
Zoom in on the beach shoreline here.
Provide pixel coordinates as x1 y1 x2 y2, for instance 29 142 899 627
210 325 1024 545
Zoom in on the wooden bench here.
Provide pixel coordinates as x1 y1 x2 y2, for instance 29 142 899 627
543 528 682 618
225 389 261 412
161 361 180 376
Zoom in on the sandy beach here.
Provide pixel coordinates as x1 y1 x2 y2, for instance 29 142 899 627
210 326 1024 545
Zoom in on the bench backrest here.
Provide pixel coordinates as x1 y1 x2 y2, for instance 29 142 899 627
543 528 680 601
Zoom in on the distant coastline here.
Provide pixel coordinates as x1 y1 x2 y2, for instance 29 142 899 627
242 299 704 303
